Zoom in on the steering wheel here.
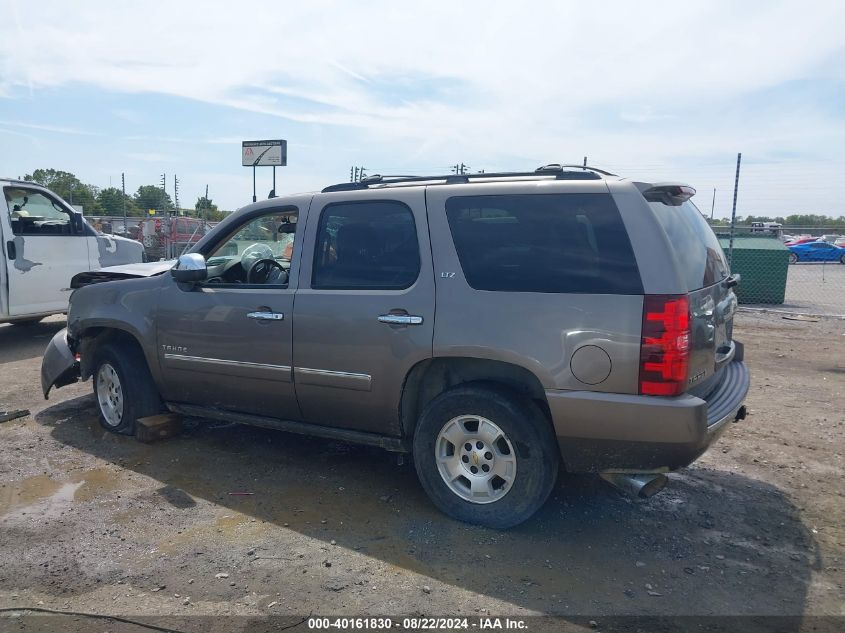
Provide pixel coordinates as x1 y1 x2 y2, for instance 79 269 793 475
247 258 287 284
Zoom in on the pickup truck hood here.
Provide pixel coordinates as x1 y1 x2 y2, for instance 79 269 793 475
71 260 175 288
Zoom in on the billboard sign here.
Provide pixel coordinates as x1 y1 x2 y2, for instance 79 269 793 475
242 139 287 167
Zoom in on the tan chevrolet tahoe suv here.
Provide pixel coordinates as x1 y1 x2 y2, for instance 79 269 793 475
42 165 750 528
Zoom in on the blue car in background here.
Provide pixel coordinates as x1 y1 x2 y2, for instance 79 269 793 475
787 240 845 264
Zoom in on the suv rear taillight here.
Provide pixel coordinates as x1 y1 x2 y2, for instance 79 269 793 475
639 295 690 396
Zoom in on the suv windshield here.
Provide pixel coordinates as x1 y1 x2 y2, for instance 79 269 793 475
647 200 729 290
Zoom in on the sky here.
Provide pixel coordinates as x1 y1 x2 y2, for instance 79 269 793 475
0 0 843 217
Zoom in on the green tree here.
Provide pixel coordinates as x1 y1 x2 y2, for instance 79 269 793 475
194 195 218 216
783 214 845 228
97 187 141 216
24 168 101 214
134 185 172 213
193 196 230 221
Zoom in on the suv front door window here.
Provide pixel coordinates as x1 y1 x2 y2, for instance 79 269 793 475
204 211 297 286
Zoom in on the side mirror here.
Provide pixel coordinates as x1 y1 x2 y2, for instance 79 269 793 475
171 253 207 283
71 212 85 234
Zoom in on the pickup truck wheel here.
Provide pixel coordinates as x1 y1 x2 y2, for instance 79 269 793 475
93 342 162 435
413 384 558 529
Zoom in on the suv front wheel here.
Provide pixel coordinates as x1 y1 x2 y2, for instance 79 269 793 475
413 384 559 528
93 341 162 435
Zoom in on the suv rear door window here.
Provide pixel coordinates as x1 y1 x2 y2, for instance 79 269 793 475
647 200 728 290
312 201 420 290
445 193 642 294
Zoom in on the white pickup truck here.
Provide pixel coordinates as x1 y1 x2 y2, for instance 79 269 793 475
1 178 144 325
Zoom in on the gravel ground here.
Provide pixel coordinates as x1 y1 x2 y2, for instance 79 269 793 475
0 313 843 631
783 263 845 316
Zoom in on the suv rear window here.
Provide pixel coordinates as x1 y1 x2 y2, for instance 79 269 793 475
445 193 643 294
647 200 729 290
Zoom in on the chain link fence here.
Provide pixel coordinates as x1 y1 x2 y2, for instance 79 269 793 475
715 225 845 317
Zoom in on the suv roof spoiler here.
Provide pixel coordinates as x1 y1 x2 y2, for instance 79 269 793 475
321 164 609 193
637 182 696 206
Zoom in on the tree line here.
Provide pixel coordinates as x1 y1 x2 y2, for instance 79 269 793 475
22 168 230 222
710 214 845 228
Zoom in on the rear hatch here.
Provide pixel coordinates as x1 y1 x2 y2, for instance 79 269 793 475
645 194 737 399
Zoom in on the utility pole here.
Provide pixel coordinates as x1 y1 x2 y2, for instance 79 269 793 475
121 172 126 233
174 175 180 215
728 153 742 267
203 184 209 229
452 163 469 175
349 166 368 182
583 156 588 169
710 187 716 221
160 173 167 213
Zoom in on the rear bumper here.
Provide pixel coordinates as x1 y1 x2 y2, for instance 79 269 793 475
546 360 750 472
41 328 80 399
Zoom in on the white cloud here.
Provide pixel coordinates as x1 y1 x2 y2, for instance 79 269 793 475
0 119 99 135
0 0 843 214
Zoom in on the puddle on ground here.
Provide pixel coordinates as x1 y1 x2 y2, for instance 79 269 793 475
0 467 123 518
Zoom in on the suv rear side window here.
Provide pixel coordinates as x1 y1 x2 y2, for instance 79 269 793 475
312 201 420 290
647 200 729 290
445 193 643 294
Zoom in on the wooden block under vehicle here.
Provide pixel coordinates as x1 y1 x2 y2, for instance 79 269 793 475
136 413 182 443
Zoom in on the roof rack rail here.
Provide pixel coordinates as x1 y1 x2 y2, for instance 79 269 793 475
558 164 618 177
321 164 603 193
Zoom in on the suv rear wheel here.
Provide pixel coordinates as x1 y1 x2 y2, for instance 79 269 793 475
93 341 162 435
413 384 558 528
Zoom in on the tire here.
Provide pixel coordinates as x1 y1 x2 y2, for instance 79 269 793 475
788 252 798 264
413 383 559 529
840 253 845 265
10 317 44 326
92 341 162 435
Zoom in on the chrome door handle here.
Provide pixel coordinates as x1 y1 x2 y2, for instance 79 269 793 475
378 314 423 325
247 311 284 321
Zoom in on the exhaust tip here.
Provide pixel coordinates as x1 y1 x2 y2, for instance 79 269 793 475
637 473 668 498
600 473 668 499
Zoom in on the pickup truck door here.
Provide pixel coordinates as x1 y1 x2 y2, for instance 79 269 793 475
292 188 435 436
2 186 91 317
155 201 307 419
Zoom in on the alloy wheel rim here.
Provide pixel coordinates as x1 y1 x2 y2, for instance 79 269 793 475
435 415 517 504
96 363 124 427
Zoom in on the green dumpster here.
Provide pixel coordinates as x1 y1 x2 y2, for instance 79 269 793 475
717 236 790 304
